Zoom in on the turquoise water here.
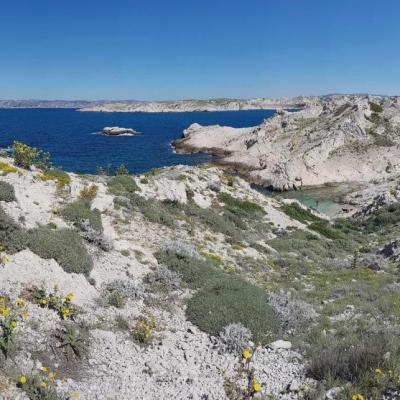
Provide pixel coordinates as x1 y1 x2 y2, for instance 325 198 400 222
0 108 276 174
255 183 359 216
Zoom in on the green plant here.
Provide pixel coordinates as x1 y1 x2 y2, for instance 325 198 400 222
281 202 322 224
17 369 69 400
217 192 265 215
155 251 223 289
61 200 102 231
114 164 129 176
39 169 71 189
79 184 98 201
0 206 28 254
187 276 277 343
28 227 93 275
12 141 51 170
0 181 16 202
105 289 126 308
308 221 342 239
108 175 139 195
369 101 384 113
32 288 79 320
131 317 155 345
56 321 89 360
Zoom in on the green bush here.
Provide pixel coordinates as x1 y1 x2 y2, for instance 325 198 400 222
28 227 93 275
217 192 265 215
155 251 223 289
187 276 278 343
157 250 278 342
79 184 98 201
39 168 71 189
114 164 129 176
0 206 28 253
108 175 139 195
61 200 102 231
12 141 51 170
281 202 322 224
369 101 384 113
0 181 16 202
308 221 342 239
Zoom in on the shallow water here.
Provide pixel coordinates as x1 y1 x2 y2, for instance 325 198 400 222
254 183 360 217
0 108 276 174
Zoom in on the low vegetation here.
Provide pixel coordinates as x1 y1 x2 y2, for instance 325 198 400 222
61 200 102 231
39 168 71 189
108 175 139 195
0 181 16 202
12 141 51 170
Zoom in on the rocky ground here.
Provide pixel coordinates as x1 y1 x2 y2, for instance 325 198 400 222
1 122 400 399
174 95 400 192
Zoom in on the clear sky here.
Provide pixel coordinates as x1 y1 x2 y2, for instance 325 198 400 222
1 0 399 100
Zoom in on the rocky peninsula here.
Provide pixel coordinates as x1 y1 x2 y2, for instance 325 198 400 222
174 95 400 192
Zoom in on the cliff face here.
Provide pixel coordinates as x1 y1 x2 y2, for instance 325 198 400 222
174 95 400 190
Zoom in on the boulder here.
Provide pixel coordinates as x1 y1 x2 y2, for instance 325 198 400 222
268 339 292 350
380 239 400 262
102 126 137 136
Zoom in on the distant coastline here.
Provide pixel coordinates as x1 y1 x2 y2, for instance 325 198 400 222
0 97 306 112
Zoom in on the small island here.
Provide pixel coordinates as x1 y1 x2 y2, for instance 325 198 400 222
102 126 137 136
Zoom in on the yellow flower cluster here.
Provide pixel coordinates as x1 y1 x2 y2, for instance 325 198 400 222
352 394 364 400
34 288 78 320
252 379 261 393
19 367 57 391
132 317 155 344
242 349 252 360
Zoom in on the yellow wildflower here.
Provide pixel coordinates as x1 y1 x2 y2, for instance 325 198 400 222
16 298 25 307
2 308 10 317
40 381 47 388
252 380 261 393
242 349 252 359
19 375 27 384
39 298 47 306
62 308 70 318
48 371 55 380
352 395 364 400
40 366 48 373
375 368 382 375
1 254 8 265
11 321 17 328
65 293 74 302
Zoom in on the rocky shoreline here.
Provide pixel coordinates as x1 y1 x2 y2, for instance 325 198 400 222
173 95 400 194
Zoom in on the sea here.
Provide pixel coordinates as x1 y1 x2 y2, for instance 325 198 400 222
0 108 275 174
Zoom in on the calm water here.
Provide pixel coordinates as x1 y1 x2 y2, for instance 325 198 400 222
0 108 275 174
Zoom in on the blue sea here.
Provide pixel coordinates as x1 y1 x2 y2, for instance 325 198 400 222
0 108 275 174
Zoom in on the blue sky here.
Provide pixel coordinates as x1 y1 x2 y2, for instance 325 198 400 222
0 0 399 100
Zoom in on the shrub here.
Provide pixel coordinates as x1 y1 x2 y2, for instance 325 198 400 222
217 192 265 215
143 267 181 291
132 317 155 345
217 323 252 354
61 200 102 231
114 164 129 176
187 276 278 343
12 141 51 170
28 227 93 275
155 251 223 289
0 206 28 253
306 334 397 384
369 101 384 113
79 184 98 201
281 202 322 224
0 161 19 175
78 219 113 251
39 168 70 189
0 181 16 202
308 221 342 239
102 279 143 308
108 175 139 195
